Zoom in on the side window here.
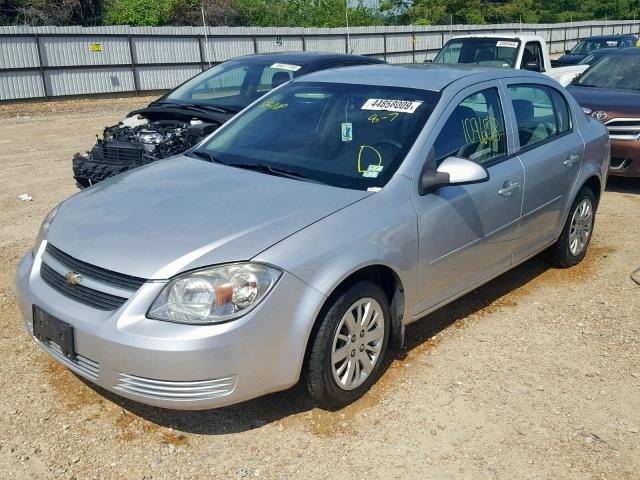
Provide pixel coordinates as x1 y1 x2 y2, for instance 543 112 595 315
508 85 559 149
257 67 294 93
549 88 572 134
523 42 545 71
433 88 507 166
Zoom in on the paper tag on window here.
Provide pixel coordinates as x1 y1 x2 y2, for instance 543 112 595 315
341 122 353 142
361 99 423 114
270 63 302 71
496 41 518 48
367 164 383 173
362 170 379 178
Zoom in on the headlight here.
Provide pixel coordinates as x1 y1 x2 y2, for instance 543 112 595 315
33 206 58 256
147 263 282 324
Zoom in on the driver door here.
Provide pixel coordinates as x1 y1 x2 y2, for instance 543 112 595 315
412 84 525 316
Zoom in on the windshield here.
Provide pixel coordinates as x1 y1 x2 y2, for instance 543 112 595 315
434 38 520 68
570 38 620 55
196 82 440 190
162 60 306 113
573 54 640 90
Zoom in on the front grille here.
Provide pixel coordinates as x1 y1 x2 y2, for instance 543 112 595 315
38 339 100 381
605 118 640 141
41 262 128 311
98 141 144 165
610 157 631 171
115 373 238 402
46 243 146 291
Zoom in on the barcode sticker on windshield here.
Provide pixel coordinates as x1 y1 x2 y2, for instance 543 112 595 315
270 62 302 71
496 41 518 48
361 99 423 114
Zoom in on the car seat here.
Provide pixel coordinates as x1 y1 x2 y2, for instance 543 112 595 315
434 105 478 160
271 72 291 89
475 49 495 63
512 99 552 147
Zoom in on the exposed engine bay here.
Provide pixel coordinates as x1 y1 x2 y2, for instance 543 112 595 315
72 106 229 188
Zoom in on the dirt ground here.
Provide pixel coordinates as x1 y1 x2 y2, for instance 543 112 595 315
0 96 639 480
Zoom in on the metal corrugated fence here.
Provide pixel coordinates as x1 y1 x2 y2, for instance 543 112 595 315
1 21 639 101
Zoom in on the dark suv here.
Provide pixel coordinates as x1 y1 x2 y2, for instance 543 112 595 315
555 35 638 66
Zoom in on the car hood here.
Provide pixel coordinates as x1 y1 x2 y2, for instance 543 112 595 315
47 156 370 279
557 54 584 65
566 86 640 117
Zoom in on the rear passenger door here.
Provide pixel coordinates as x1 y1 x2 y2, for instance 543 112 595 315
506 83 583 262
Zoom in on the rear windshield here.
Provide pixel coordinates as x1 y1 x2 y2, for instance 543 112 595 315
164 60 306 113
434 38 521 68
573 54 640 91
196 82 440 190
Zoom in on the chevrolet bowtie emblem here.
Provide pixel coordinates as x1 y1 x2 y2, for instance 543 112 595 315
64 271 82 285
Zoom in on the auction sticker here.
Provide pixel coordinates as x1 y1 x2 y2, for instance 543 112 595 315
271 63 302 71
361 98 423 113
496 40 518 48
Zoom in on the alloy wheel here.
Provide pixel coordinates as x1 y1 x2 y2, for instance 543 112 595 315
330 297 385 391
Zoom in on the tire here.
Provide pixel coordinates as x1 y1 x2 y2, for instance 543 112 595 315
545 187 596 268
306 281 390 410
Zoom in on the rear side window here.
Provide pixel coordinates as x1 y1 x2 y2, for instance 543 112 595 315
549 88 572 134
508 85 563 149
523 42 545 72
433 88 507 166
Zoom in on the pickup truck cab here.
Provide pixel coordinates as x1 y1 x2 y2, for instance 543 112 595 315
433 34 588 86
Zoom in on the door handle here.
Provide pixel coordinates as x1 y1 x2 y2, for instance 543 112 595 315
498 181 521 197
563 153 581 167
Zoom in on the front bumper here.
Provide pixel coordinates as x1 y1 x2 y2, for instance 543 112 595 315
16 250 326 410
610 140 640 178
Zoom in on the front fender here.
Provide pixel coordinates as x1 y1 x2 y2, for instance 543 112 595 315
253 174 419 327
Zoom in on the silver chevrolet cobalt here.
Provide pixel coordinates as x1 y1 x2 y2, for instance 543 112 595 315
16 64 608 410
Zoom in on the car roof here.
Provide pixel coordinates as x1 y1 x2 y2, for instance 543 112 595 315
599 47 640 55
589 46 640 56
294 63 543 92
583 34 636 40
229 51 384 66
451 33 542 43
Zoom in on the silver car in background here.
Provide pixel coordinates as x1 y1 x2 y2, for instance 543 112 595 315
16 64 609 410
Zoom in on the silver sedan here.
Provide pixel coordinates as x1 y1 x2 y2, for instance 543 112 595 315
16 64 609 410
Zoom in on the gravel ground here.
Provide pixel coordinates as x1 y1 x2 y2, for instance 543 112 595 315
1 96 639 480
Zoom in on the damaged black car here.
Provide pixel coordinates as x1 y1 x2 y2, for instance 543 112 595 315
73 52 384 188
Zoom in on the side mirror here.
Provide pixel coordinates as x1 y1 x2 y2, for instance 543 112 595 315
419 157 489 196
523 61 541 72
565 50 571 54
424 59 432 63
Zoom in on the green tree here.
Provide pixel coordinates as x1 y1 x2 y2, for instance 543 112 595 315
103 0 174 25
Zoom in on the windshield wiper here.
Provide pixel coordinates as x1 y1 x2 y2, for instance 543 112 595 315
151 102 233 115
190 150 225 164
228 162 323 184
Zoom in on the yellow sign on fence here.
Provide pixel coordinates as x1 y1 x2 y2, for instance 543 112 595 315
91 42 102 53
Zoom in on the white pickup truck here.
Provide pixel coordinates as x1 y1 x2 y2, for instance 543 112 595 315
432 34 588 86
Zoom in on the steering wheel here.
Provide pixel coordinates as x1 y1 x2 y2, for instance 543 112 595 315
371 139 403 151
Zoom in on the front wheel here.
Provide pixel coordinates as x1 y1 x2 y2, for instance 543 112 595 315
545 187 596 268
306 281 390 410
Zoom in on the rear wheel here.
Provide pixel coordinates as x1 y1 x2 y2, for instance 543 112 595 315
306 281 390 410
545 187 596 268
